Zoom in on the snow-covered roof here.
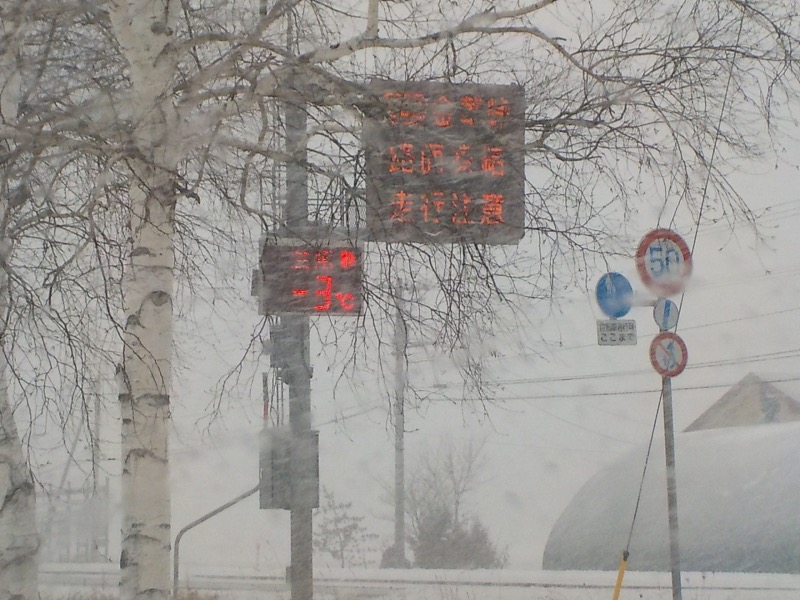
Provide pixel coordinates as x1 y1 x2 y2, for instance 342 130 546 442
685 373 800 432
542 420 800 573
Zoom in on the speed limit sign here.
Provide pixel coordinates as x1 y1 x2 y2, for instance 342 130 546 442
636 229 692 297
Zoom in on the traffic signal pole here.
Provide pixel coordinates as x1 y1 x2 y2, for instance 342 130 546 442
285 90 314 600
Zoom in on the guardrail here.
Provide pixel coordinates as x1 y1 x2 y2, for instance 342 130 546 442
40 564 800 599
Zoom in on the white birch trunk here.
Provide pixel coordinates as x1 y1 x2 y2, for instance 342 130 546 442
0 14 38 600
0 299 38 600
108 2 181 599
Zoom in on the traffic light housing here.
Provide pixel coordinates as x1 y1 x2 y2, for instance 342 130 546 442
259 427 319 510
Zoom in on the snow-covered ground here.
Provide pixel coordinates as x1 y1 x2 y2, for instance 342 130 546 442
40 563 800 599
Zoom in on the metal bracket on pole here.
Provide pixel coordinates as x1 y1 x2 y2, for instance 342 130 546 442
172 485 259 597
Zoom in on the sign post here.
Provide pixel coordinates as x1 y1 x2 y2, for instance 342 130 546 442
660 374 681 600
649 331 688 600
597 231 692 600
638 228 692 600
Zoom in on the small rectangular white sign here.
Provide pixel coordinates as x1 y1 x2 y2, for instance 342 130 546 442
597 319 637 346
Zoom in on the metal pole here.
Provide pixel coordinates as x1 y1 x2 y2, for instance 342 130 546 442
285 90 313 600
172 485 259 597
662 376 682 600
393 293 407 566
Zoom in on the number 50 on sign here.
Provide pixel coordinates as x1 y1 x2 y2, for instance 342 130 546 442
636 229 693 298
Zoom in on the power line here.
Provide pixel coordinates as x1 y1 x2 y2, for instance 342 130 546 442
430 376 800 403
491 347 800 388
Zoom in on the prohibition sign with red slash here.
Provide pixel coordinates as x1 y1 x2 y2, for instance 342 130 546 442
649 331 688 377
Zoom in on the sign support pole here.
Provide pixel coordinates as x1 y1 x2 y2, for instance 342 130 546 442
634 229 692 600
392 289 408 566
285 91 313 600
661 375 682 600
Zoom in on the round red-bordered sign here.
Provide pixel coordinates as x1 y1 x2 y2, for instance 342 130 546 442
649 331 688 377
636 229 692 297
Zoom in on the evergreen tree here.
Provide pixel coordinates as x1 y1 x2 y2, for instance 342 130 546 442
410 502 506 569
314 488 378 568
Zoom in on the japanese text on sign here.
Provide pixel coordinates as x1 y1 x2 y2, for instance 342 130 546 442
260 245 362 315
363 80 526 244
597 319 637 346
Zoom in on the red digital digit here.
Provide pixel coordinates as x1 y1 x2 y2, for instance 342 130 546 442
419 146 432 174
486 97 510 128
481 147 505 176
431 95 454 127
455 145 473 173
419 194 433 223
388 143 415 174
314 249 332 270
420 143 444 175
339 250 357 269
459 95 483 125
419 192 445 224
451 192 472 224
390 190 414 222
384 92 427 126
314 275 333 311
480 193 505 224
291 249 311 270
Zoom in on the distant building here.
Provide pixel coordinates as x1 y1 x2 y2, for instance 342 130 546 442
40 482 110 564
684 372 800 431
542 374 800 573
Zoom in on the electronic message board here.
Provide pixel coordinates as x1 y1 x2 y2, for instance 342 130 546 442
260 245 362 315
363 80 526 244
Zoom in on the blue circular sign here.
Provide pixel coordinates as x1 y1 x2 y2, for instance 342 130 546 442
595 272 634 319
653 297 679 331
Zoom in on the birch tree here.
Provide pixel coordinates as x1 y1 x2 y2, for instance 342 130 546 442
0 11 39 599
104 2 180 597
10 0 799 598
0 3 127 597
0 4 81 596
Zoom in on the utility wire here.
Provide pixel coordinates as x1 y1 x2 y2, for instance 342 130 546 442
475 300 800 358
492 346 800 387
625 390 663 553
430 375 800 403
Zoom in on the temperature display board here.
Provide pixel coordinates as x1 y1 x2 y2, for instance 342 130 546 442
260 245 362 315
363 80 526 244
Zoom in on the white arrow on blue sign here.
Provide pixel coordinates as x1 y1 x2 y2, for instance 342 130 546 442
653 297 679 331
595 272 634 319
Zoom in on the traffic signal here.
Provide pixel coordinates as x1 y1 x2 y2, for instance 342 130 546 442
259 427 291 509
268 319 311 385
258 428 319 510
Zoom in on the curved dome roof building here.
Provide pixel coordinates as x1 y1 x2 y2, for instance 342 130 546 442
543 375 800 574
